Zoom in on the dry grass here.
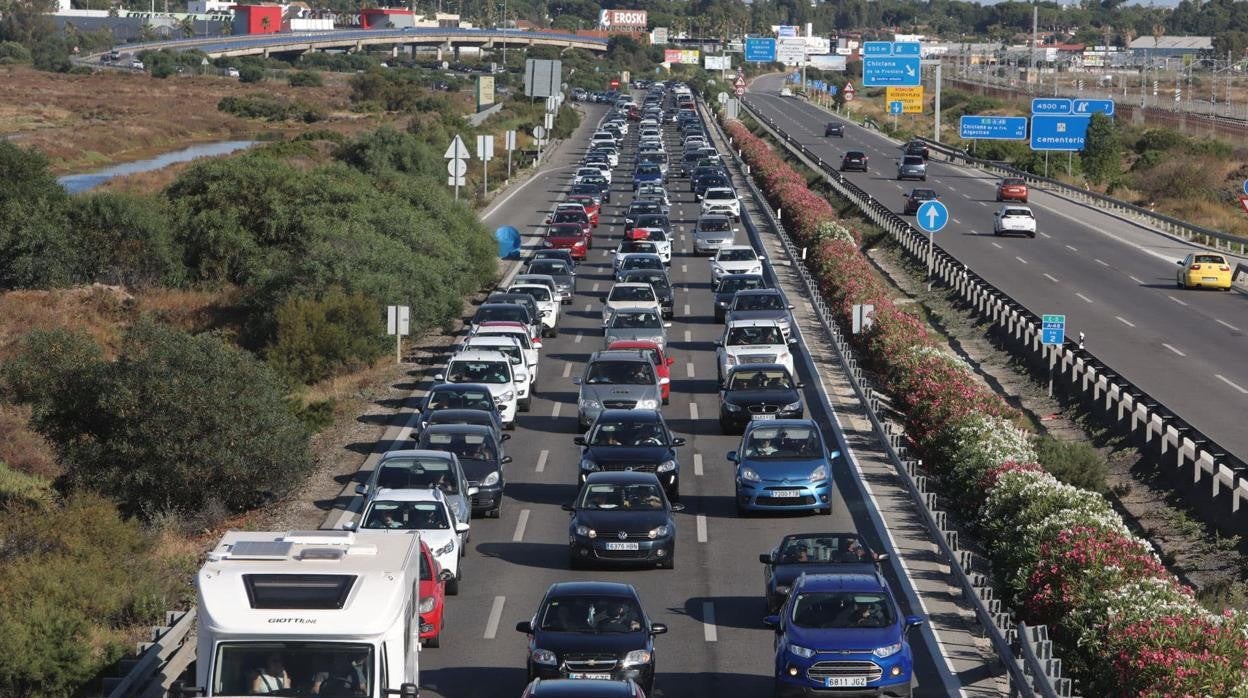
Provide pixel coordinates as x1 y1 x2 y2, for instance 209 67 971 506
0 403 60 480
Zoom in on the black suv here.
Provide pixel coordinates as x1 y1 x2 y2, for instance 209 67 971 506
840 151 868 172
718 364 804 433
902 188 940 216
517 582 667 696
564 471 684 569
575 409 685 501
824 121 844 137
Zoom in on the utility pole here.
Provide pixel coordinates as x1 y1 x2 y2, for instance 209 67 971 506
1032 2 1039 88
933 62 942 142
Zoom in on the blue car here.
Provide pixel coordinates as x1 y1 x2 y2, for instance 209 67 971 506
728 419 836 516
633 163 664 191
765 572 923 698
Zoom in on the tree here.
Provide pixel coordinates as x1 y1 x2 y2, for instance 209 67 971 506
238 63 264 82
0 141 74 288
1081 112 1121 186
179 17 195 39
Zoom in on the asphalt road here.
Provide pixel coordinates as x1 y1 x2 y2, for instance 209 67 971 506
746 73 1248 464
405 98 959 696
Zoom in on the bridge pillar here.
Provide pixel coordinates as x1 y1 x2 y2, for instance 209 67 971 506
262 48 269 58
354 40 363 54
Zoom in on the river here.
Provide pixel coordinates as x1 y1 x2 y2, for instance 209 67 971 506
57 140 256 194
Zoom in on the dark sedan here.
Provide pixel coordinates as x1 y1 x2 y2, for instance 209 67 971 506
419 407 506 445
418 423 512 518
759 532 887 613
713 273 768 323
517 581 668 695
718 365 803 433
824 121 844 137
575 410 685 501
520 679 647 698
840 151 868 172
420 384 505 433
564 471 684 569
902 188 940 216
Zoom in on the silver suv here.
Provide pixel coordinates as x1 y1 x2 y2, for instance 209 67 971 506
573 350 667 430
896 155 927 181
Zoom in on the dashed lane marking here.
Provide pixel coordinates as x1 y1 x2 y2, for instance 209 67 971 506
483 596 506 640
1116 316 1135 327
536 449 548 473
551 403 562 419
696 514 708 543
1163 344 1186 357
1215 374 1248 394
1076 292 1094 303
694 453 704 477
512 509 530 542
702 602 717 642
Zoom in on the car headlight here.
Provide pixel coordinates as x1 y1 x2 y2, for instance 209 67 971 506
648 525 670 539
657 459 676 473
774 584 790 596
778 352 790 361
873 642 903 659
727 355 738 365
647 336 664 345
542 240 553 248
623 649 653 665
580 398 602 410
419 596 436 613
482 471 500 487
575 525 597 538
750 267 761 274
724 402 743 412
789 644 816 659
531 649 558 666
433 539 455 557
637 399 658 409
739 467 761 483
808 465 829 483
579 458 599 472
783 400 802 411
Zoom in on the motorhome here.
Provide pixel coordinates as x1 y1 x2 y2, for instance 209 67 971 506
193 530 423 697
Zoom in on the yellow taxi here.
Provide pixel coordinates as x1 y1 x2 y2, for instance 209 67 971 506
1176 253 1234 290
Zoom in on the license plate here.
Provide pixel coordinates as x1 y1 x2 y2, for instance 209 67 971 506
771 490 802 498
1203 277 1218 282
568 673 613 680
605 542 640 551
751 414 776 420
824 677 868 688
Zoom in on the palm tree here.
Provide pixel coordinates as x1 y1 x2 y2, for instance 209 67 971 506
179 17 195 39
260 16 272 32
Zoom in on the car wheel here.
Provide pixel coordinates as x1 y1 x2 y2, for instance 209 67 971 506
996 195 1001 202
736 502 749 517
424 627 441 648
1022 198 1028 204
488 505 501 519
446 571 460 596
505 420 517 430
543 327 556 339
993 229 1002 236
1028 232 1036 239
658 555 674 570
1176 277 1185 289
518 396 532 413
820 505 832 516
662 395 670 406
569 553 583 570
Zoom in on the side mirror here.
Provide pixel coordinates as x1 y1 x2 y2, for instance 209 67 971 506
561 502 576 512
572 376 582 385
666 357 675 366
713 340 722 347
501 433 512 441
1176 259 1184 265
355 484 368 495
534 340 543 349
501 455 514 464
734 228 741 233
670 502 686 512
650 622 668 635
787 304 795 310
727 450 739 462
762 615 780 629
455 522 471 533
341 520 358 531
468 486 480 496
399 683 419 698
439 569 454 582
875 553 890 562
993 211 1000 216
516 620 534 634
759 553 772 564
757 254 765 261
573 436 587 445
795 382 804 389
671 437 687 447
904 615 925 632
664 322 672 328
434 373 445 381
787 337 798 344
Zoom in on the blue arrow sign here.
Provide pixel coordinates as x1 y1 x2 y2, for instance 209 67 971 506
1072 98 1115 116
959 115 1028 140
891 42 921 56
828 85 838 95
1243 179 1248 196
888 101 904 115
1031 98 1072 115
915 200 949 233
863 41 892 56
744 37 777 62
1042 314 1066 345
1030 115 1092 151
863 56 920 86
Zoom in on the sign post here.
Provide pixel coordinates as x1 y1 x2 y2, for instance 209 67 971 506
387 305 410 364
444 134 469 200
1042 314 1066 396
914 199 949 291
505 129 517 179
477 134 495 196
888 100 903 128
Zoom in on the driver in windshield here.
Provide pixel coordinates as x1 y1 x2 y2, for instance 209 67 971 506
595 601 642 632
750 435 780 457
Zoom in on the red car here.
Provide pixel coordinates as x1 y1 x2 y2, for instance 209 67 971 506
566 194 601 227
549 208 591 235
608 340 675 405
543 223 591 260
996 177 1029 203
418 538 448 647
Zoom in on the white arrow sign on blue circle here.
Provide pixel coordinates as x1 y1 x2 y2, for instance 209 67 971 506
1242 179 1248 196
915 200 949 233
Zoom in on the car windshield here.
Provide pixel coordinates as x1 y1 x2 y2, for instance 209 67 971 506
621 242 658 254
427 412 491 430
911 190 936 200
719 277 765 293
778 534 871 564
511 286 551 302
707 190 734 200
585 361 655 385
744 426 822 459
622 257 663 272
735 294 783 311
1002 209 1033 218
376 457 459 494
1194 254 1226 264
475 306 528 325
427 389 493 411
636 215 668 229
547 225 582 238
610 286 656 302
790 591 895 629
213 642 373 697
571 185 599 197
423 432 497 462
727 326 784 345
609 311 663 329
528 261 568 276
719 249 757 262
628 273 670 290
588 420 668 447
1003 178 1025 187
447 360 510 384
553 211 586 224
629 203 660 216
637 165 661 175
363 500 450 530
470 343 522 365
579 482 666 511
846 152 864 159
729 369 793 391
538 596 645 633
699 219 731 232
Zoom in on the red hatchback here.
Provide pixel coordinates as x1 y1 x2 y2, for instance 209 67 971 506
996 177 1029 203
418 538 449 647
566 194 601 227
608 340 675 405
544 223 591 260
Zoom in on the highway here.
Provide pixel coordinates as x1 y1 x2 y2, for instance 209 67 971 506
373 96 986 696
745 73 1248 464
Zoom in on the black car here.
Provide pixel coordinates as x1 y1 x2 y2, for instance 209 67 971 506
632 214 670 235
903 139 929 160
840 151 868 172
521 679 646 698
713 273 768 322
486 292 542 332
570 182 606 207
902 188 940 216
619 269 674 319
575 409 685 501
471 302 538 338
579 175 612 204
624 201 664 231
420 407 507 445
418 423 511 518
824 121 844 137
517 581 668 694
531 248 577 271
563 471 684 569
693 173 730 200
420 383 505 433
759 531 886 612
718 364 804 433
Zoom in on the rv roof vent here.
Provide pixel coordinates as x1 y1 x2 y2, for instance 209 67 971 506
346 543 379 556
299 547 345 561
281 530 354 545
227 541 295 560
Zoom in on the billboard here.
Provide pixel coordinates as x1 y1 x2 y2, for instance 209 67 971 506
704 55 732 70
664 49 700 64
524 58 562 98
776 36 807 66
807 54 846 71
803 36 831 55
476 75 495 109
598 9 647 31
776 25 798 37
744 37 777 62
651 27 668 45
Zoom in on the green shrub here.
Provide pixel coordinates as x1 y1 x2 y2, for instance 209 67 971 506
217 94 323 122
288 69 323 87
0 41 32 63
64 192 184 287
552 102 581 140
1035 435 1109 493
0 141 73 289
0 461 54 507
294 398 337 434
30 35 70 72
266 288 386 384
237 63 264 83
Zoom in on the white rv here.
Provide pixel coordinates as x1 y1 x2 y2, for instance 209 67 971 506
193 530 422 698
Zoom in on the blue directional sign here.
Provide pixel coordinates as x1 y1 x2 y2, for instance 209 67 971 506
915 200 949 234
1042 314 1066 345
1030 115 1092 151
891 42 921 56
862 41 892 56
1031 98 1072 115
1242 179 1248 196
888 101 904 115
828 85 838 96
864 56 920 86
744 37 777 63
959 115 1028 140
1072 98 1115 116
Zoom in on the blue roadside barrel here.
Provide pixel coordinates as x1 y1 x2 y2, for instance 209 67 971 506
495 226 521 259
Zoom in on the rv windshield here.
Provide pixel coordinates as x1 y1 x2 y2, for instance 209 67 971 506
214 641 374 697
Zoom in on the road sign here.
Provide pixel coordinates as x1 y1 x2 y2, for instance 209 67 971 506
1041 314 1066 345
744 37 777 62
444 134 469 160
544 113 555 130
717 92 729 105
724 98 740 120
863 55 920 87
862 42 892 57
1030 115 1091 151
915 200 949 233
447 159 466 177
505 130 517 151
959 115 1028 140
852 304 875 334
1031 98 1072 115
1242 179 1248 196
533 125 547 140
888 101 904 115
733 75 746 89
1239 196 1248 214
734 86 745 96
776 36 808 66
476 134 494 161
387 305 410 336
885 85 923 113
843 82 855 101
828 85 838 96
1072 98 1115 116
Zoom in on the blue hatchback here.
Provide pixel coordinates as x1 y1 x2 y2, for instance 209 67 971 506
765 572 923 698
728 419 836 516
633 163 664 191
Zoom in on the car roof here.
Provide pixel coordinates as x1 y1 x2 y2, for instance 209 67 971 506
698 214 731 222
545 581 638 598
620 253 663 261
526 679 641 697
465 334 522 346
734 288 781 296
726 318 784 328
421 422 494 437
590 349 651 362
608 340 662 352
611 282 654 291
449 349 510 362
586 470 666 485
379 449 455 462
369 488 449 503
727 363 791 375
718 245 755 252
426 408 495 420
428 382 495 393
794 572 887 593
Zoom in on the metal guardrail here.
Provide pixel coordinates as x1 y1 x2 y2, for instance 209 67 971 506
99 610 196 698
715 99 1073 698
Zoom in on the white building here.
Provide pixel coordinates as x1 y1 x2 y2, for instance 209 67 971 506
187 0 234 13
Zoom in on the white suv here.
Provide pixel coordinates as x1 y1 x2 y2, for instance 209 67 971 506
701 187 741 219
711 245 764 284
437 350 518 428
459 335 532 412
602 282 661 324
715 319 796 385
508 283 560 338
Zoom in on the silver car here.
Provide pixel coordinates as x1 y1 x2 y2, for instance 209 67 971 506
603 308 671 351
524 260 575 303
693 214 738 255
356 449 476 527
724 289 796 339
573 350 667 430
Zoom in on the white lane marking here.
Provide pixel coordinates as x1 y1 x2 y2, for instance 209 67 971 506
962 193 973 199
684 304 691 315
1162 343 1186 357
584 303 592 312
991 242 1002 249
1168 295 1189 307
947 185 957 192
483 596 506 640
512 509 530 542
536 449 549 473
1039 232 1052 239
1216 318 1242 332
952 217 961 225
1043 273 1060 283
686 362 696 378
1076 292 1094 303
681 264 688 274
978 201 988 207
562 362 573 378
592 282 601 292
696 514 708 543
1116 316 1135 327
1065 245 1078 252
574 331 583 344
1095 258 1109 267
702 602 718 642
1130 275 1144 284
689 402 699 421
694 453 704 477
1215 374 1248 394
684 330 692 343
551 403 562 419
1015 256 1028 265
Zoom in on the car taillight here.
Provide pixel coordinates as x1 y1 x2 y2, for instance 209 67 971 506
1221 265 1231 271
1191 264 1202 270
